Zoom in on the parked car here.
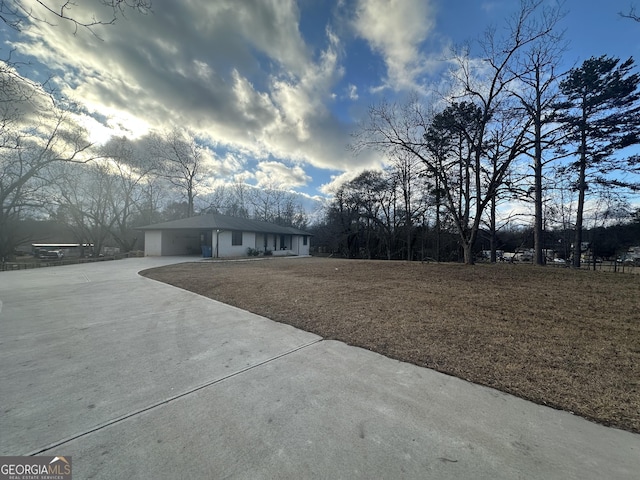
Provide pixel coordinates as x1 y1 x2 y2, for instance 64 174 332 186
618 255 640 265
38 249 63 260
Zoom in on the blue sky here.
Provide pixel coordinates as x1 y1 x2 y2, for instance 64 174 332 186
2 0 640 208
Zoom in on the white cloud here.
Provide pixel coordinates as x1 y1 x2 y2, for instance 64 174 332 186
254 161 312 189
347 83 359 100
352 0 436 91
318 163 385 195
268 25 343 141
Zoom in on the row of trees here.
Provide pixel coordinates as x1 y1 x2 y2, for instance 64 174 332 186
310 162 640 262
339 0 640 266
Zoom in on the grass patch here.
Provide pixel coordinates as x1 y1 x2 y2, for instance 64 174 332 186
141 257 640 433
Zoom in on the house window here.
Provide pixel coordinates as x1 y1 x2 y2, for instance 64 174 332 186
303 236 308 246
232 231 243 246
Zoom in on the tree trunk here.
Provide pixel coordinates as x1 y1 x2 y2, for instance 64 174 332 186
573 161 587 268
533 101 545 266
462 241 474 265
573 114 588 269
435 177 441 262
460 222 478 265
490 194 497 263
187 186 195 217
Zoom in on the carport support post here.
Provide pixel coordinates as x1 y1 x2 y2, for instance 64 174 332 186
215 229 220 258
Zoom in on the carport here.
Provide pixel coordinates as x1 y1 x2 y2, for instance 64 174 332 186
143 229 206 256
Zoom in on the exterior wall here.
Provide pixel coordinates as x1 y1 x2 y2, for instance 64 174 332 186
295 235 310 256
145 231 163 256
215 231 256 257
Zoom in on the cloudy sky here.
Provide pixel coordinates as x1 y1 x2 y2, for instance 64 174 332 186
3 0 640 204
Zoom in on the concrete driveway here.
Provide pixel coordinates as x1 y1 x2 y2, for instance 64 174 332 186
1 257 639 479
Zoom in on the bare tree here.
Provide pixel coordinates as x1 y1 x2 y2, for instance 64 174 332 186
246 183 307 228
247 182 281 223
99 136 156 250
507 3 567 265
0 78 93 258
349 170 390 259
385 149 428 260
223 175 251 218
200 184 229 214
150 128 210 218
325 184 361 258
481 115 528 262
448 0 559 263
51 161 113 256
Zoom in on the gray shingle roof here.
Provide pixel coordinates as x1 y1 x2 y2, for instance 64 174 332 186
137 214 311 236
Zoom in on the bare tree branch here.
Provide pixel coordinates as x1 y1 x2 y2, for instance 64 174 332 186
1 0 151 36
620 5 640 22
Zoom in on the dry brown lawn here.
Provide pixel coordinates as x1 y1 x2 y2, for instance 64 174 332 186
140 257 640 433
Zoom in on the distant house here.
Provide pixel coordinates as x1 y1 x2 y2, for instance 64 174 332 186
137 214 311 258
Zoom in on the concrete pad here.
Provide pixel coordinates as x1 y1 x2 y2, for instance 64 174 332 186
1 257 639 479
0 258 320 455
40 340 640 480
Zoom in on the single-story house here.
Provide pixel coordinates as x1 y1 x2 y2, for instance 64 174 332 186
137 214 311 258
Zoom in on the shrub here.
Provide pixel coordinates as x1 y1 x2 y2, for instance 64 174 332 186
246 247 260 257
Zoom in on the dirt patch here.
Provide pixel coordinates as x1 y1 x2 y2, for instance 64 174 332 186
141 257 640 433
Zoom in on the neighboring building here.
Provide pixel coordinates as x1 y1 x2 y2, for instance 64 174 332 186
137 214 312 258
31 243 96 258
620 246 640 265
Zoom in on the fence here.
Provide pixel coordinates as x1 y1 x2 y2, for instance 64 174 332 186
0 251 144 272
585 261 638 274
548 260 638 274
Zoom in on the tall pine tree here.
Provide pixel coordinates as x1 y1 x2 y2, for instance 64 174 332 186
556 55 640 267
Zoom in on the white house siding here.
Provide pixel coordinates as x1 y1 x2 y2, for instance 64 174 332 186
243 232 256 254
215 231 256 257
144 231 163 256
296 235 310 256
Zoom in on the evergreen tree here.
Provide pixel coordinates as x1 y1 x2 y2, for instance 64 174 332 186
556 55 640 267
